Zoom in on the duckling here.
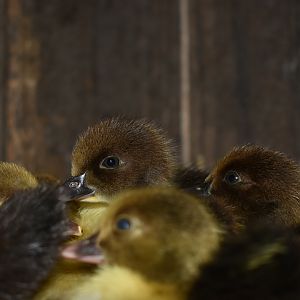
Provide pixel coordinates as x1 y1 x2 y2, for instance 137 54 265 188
173 166 209 195
70 118 176 237
0 162 38 202
203 145 300 228
189 223 300 300
62 187 222 300
0 185 70 300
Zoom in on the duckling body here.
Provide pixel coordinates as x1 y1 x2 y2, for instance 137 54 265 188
189 224 300 300
205 145 300 229
63 188 222 300
70 266 182 300
0 185 69 300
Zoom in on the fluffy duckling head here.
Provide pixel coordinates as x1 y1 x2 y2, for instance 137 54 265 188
63 188 221 285
0 162 38 202
71 118 175 200
205 145 300 226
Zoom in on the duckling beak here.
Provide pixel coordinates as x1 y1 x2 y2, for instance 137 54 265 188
198 180 212 196
61 232 105 264
63 173 95 201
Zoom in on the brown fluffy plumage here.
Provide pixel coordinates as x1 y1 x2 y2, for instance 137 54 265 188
72 118 175 197
70 118 177 238
63 188 222 300
205 145 300 228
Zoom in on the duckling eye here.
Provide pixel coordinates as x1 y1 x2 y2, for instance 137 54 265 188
224 171 241 185
116 218 131 230
100 156 121 169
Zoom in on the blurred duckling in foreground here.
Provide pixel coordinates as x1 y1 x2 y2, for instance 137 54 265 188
0 162 38 202
189 223 300 300
62 187 222 300
203 145 300 229
0 185 70 300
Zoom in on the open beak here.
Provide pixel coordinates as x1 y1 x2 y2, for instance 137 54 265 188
65 220 82 237
61 232 105 265
63 173 95 201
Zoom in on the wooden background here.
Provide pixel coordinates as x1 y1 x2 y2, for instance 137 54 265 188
0 0 300 179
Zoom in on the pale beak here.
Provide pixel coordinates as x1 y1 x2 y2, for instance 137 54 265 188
61 232 105 265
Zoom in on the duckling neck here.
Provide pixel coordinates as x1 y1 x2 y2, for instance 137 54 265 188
78 202 109 238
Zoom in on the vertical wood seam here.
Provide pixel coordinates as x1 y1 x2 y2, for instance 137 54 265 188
179 0 191 165
0 0 7 161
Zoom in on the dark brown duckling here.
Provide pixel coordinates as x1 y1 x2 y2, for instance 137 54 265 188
189 223 300 300
203 145 300 229
62 187 222 300
173 166 209 195
0 185 70 300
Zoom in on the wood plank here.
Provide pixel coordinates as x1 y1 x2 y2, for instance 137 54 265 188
0 0 6 160
5 0 181 178
189 0 300 167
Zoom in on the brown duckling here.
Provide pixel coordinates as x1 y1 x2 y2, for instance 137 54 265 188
70 118 176 237
0 185 70 300
70 118 211 237
0 162 38 203
62 187 222 300
203 145 300 229
173 166 209 195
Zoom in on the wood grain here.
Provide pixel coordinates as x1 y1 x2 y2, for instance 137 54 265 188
0 0 6 160
189 0 300 167
2 0 300 177
4 0 181 178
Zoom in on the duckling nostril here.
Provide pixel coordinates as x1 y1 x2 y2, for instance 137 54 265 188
62 173 95 201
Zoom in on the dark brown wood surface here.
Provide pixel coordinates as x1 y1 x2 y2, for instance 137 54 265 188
1 0 300 178
0 0 6 159
190 0 300 167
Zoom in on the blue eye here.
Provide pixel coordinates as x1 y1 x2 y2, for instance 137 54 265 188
116 218 131 230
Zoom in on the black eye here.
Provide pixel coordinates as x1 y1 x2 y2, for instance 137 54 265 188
100 156 121 169
116 218 131 230
224 171 241 185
